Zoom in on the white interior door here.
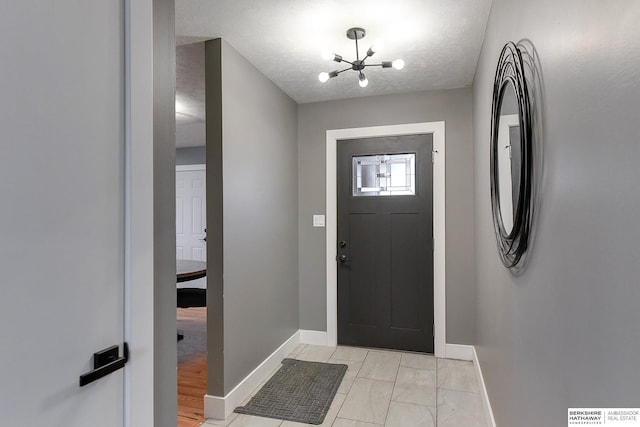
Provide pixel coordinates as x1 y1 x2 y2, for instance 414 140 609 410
0 1 126 426
176 165 207 261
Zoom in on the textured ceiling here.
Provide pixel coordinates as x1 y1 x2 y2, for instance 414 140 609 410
176 0 492 103
175 0 492 147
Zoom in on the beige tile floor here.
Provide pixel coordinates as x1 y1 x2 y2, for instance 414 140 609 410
203 345 487 427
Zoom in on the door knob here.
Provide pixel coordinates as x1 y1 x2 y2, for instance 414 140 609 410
339 241 347 248
336 254 350 262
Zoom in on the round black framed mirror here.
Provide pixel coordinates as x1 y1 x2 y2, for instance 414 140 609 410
490 42 533 269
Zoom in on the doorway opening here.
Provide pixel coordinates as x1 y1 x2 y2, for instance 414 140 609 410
325 122 446 358
175 39 208 426
176 164 208 426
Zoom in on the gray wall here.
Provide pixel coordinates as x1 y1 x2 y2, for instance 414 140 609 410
176 146 206 165
298 88 475 344
206 39 300 395
153 0 177 425
473 1 640 426
205 38 225 396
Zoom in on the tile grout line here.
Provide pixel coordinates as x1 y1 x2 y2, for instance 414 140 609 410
333 348 362 426
331 347 368 427
328 390 349 427
381 353 403 427
438 386 481 395
321 346 342 427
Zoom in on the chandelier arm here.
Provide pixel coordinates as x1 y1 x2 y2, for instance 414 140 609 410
340 59 354 66
336 67 352 74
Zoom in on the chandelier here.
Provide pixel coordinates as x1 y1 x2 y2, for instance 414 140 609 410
319 27 405 88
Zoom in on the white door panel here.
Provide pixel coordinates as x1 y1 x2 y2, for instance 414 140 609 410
176 167 207 262
0 1 125 425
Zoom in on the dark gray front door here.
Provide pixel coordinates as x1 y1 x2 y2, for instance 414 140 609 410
337 134 434 353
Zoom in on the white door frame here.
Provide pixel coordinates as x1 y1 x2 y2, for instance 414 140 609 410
325 122 446 358
126 1 155 426
497 114 519 232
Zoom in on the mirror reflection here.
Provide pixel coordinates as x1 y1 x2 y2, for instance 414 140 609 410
497 81 521 234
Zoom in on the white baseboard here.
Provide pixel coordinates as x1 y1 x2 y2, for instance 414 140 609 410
445 343 474 361
204 331 301 420
299 329 328 346
472 346 497 427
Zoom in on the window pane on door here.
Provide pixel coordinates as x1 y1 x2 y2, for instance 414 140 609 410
352 153 415 197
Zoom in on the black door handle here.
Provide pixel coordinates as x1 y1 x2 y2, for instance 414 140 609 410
79 343 128 387
336 254 350 262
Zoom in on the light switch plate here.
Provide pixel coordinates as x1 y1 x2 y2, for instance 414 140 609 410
313 214 325 227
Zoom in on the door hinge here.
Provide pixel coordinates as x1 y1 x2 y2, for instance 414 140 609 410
432 150 438 163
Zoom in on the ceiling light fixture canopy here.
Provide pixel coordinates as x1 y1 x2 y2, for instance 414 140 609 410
319 27 404 88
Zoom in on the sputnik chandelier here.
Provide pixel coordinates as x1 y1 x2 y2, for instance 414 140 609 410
319 27 405 88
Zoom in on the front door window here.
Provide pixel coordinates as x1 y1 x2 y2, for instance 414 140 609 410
352 153 416 197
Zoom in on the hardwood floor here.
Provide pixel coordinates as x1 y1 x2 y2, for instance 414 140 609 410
177 307 207 427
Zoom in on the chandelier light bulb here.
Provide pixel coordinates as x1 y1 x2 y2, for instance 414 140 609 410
319 72 330 83
321 50 334 61
392 59 405 70
359 73 369 88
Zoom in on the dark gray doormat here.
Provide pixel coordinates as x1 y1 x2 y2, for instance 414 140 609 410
234 358 348 425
